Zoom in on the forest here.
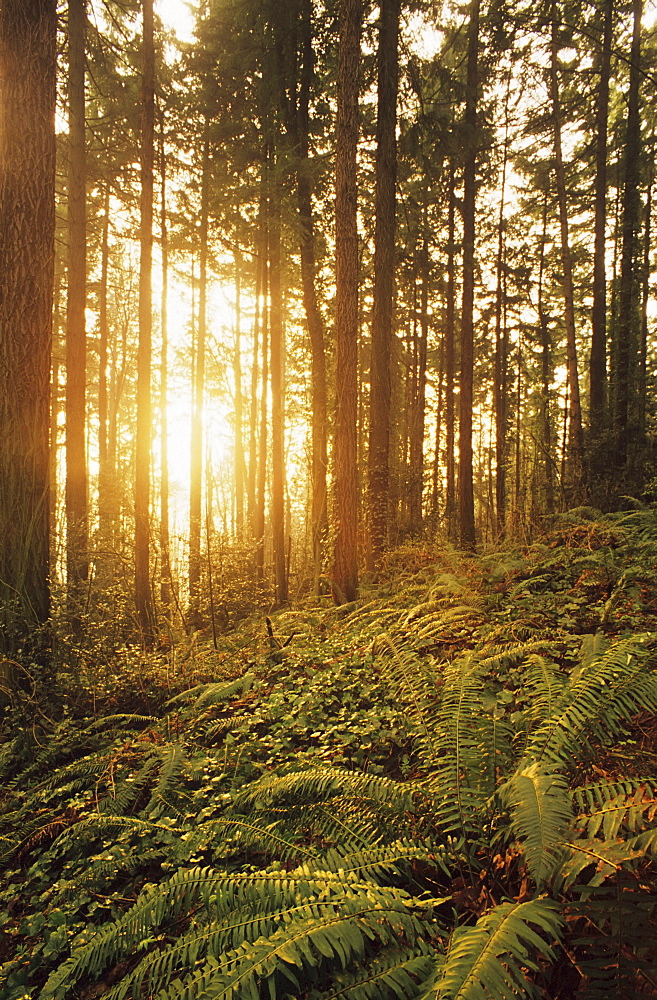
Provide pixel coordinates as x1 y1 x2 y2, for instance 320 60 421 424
1 0 657 997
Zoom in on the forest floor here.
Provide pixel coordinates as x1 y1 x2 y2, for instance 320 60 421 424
1 505 657 1000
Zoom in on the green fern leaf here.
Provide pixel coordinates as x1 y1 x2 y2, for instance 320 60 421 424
498 763 572 886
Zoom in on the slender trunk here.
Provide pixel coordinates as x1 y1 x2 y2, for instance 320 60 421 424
537 190 554 513
445 162 457 540
549 9 584 494
458 0 479 551
590 0 612 435
189 130 210 611
50 278 62 574
135 0 155 639
66 0 88 601
233 250 246 538
294 0 328 593
255 178 269 583
494 91 509 538
97 183 110 531
159 118 171 608
408 227 428 531
248 230 263 533
639 142 653 441
332 0 362 603
270 172 287 608
614 0 643 468
367 0 399 567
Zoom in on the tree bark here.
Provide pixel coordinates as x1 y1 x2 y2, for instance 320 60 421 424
549 9 585 495
0 0 57 653
66 0 88 607
135 0 156 639
332 0 362 603
444 162 457 541
189 129 210 613
458 0 479 551
589 0 612 436
613 0 643 468
367 0 399 567
233 250 246 539
159 118 171 609
269 173 288 608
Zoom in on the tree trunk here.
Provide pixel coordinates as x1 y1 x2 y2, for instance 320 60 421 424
189 129 209 613
549 8 585 495
408 227 429 531
537 189 555 514
159 118 171 609
367 0 399 568
291 0 328 594
589 0 612 437
66 0 88 605
135 0 156 639
332 0 362 603
255 175 269 583
0 0 57 654
445 162 457 541
494 79 510 538
639 141 653 441
458 0 479 552
97 183 110 535
269 172 288 608
613 0 643 468
233 250 246 539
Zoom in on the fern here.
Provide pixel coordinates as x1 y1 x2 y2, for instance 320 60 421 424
498 763 572 886
422 898 562 1000
525 636 657 768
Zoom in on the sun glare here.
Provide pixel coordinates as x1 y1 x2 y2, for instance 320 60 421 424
157 0 196 43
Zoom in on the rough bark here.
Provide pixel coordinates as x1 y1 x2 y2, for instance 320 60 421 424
458 0 479 552
589 0 612 435
549 9 585 495
65 0 88 603
159 121 171 609
233 251 246 538
332 0 362 603
367 0 399 567
189 130 210 612
613 0 643 467
135 0 156 639
0 0 57 653
444 163 457 541
269 174 288 608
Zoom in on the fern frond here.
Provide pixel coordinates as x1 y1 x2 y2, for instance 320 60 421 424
422 657 489 836
525 636 657 768
423 898 562 1000
165 672 255 710
498 763 572 886
311 946 438 1000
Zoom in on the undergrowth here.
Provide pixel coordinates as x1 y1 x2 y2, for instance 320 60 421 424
0 506 656 999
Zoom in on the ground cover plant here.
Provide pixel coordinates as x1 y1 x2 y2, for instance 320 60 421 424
1 507 656 1000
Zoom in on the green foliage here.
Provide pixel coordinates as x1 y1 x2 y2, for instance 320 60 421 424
1 511 656 999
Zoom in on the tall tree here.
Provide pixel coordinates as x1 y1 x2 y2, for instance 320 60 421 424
272 0 329 594
135 0 156 638
458 0 479 551
159 119 171 608
269 170 288 608
367 0 400 566
0 0 57 652
613 0 643 468
549 6 584 494
589 0 613 438
189 129 210 613
332 0 362 603
66 0 88 603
